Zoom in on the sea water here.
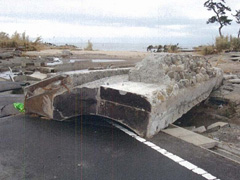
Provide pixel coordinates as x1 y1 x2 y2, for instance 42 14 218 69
56 43 193 52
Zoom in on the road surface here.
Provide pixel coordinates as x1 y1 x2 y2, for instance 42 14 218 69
0 115 239 180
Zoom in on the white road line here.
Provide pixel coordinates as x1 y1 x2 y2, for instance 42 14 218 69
179 161 198 170
108 121 220 180
202 174 217 180
193 168 208 175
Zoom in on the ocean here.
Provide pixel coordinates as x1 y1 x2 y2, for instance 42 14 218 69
56 43 193 52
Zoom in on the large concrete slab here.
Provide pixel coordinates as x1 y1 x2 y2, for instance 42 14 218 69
98 54 223 137
24 55 223 138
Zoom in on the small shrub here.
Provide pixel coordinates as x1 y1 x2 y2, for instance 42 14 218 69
196 45 216 55
168 45 179 53
230 36 240 51
162 44 179 53
215 36 230 52
0 31 43 51
84 40 93 51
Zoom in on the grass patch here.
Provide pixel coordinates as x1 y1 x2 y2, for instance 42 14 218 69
0 31 45 51
230 36 240 51
196 35 240 55
196 45 216 55
215 36 230 52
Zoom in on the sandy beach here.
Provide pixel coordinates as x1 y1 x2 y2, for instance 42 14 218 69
25 49 150 61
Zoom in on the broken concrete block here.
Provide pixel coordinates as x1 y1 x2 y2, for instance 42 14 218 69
24 55 223 138
0 52 14 59
227 79 240 84
99 54 223 137
192 126 206 133
207 122 229 131
29 71 47 80
52 75 128 120
62 50 72 57
162 125 218 149
39 67 55 73
0 81 28 92
24 68 130 119
230 57 240 61
24 74 73 118
14 71 48 82
223 74 238 80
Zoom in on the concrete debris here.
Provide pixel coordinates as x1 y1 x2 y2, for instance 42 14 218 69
28 71 48 80
62 50 72 58
0 52 14 59
209 113 231 122
218 142 240 156
183 126 196 131
210 75 240 105
192 126 207 133
223 74 238 80
207 122 229 131
39 67 55 73
227 79 240 84
101 54 223 137
162 125 217 149
230 54 240 62
230 57 240 62
24 54 223 138
24 68 130 119
0 81 29 92
24 74 73 118
14 71 48 82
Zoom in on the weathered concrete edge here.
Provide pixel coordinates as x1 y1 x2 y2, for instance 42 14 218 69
162 125 218 149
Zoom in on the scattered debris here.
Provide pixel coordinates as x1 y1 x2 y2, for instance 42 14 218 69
193 126 207 133
227 79 240 84
218 142 240 156
223 74 238 80
162 125 217 149
13 102 25 113
207 122 229 131
62 50 72 58
0 81 28 92
0 52 14 59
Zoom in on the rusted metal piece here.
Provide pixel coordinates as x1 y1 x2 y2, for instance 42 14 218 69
24 74 73 118
24 69 130 121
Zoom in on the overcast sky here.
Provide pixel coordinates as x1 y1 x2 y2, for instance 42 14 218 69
1 0 240 46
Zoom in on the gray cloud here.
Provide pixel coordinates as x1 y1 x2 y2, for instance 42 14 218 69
1 12 204 28
1 0 240 47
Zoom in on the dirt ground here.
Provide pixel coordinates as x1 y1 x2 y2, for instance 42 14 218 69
207 52 240 74
24 49 150 61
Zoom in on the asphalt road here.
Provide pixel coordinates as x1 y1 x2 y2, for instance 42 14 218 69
0 115 239 180
0 94 24 106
